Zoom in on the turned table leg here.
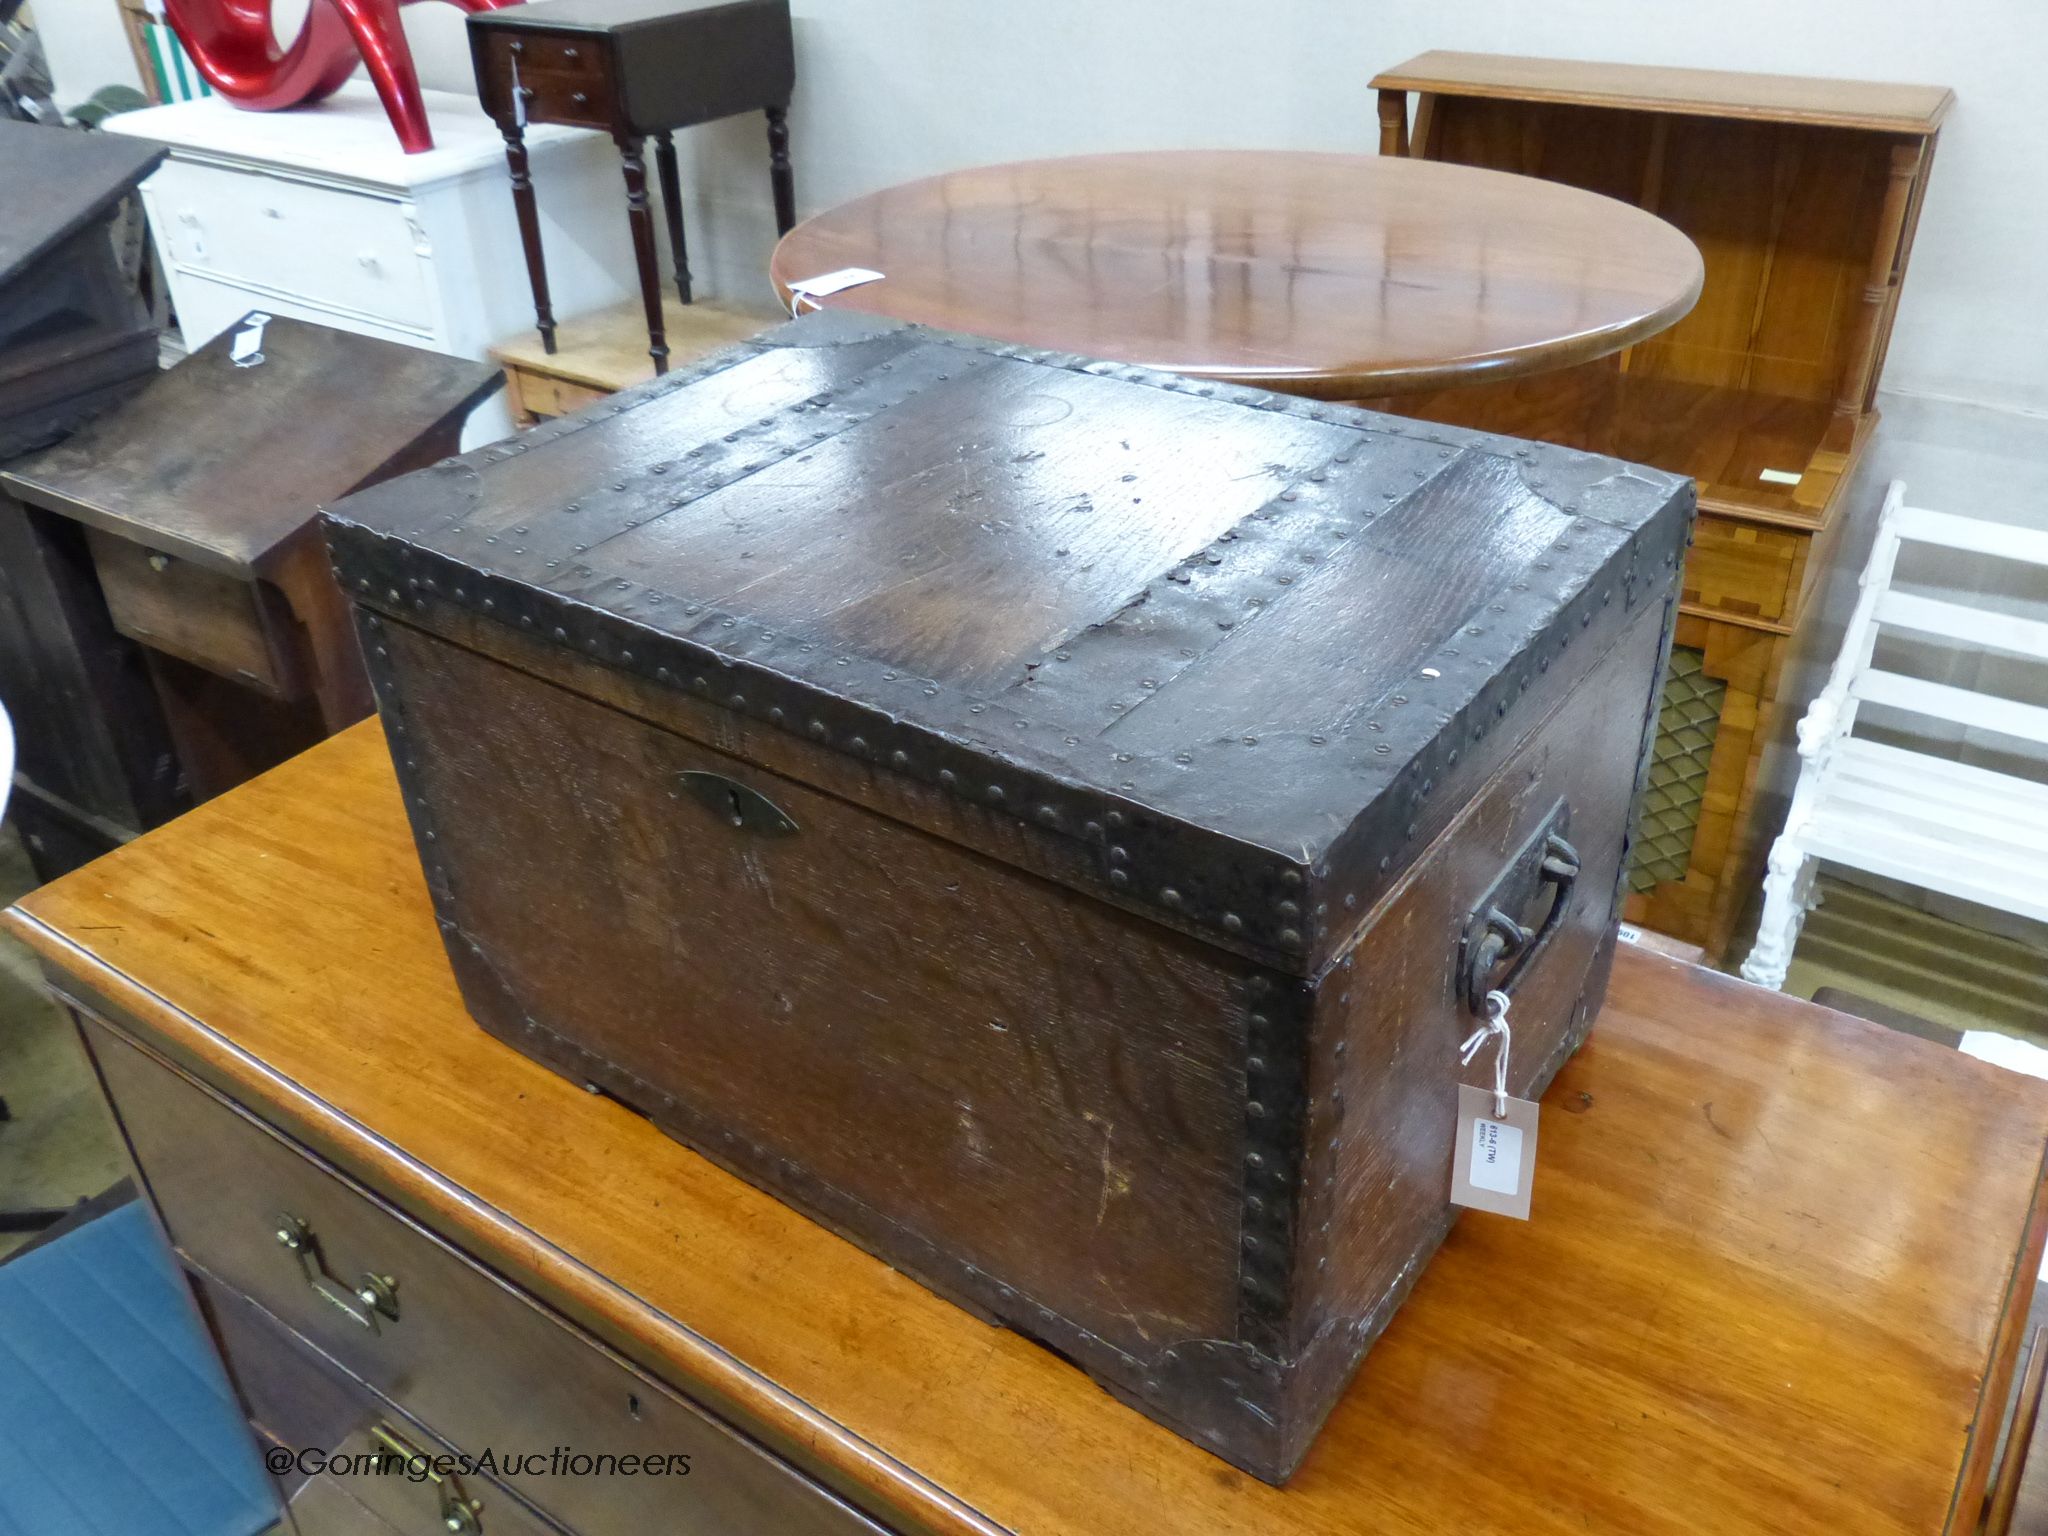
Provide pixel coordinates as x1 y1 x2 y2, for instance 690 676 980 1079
653 130 693 306
616 133 669 375
501 121 557 353
765 104 796 236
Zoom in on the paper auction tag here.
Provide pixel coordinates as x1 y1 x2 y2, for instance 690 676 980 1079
786 267 885 314
1450 1082 1540 1221
230 312 272 369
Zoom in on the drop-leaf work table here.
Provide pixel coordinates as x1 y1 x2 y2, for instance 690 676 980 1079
6 723 2044 1536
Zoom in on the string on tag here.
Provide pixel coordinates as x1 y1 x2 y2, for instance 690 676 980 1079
1459 989 1513 1119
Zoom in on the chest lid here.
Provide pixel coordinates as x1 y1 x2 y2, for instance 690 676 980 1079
2 314 503 580
326 313 1691 974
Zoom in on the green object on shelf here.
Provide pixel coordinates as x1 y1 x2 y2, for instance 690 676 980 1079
69 85 151 128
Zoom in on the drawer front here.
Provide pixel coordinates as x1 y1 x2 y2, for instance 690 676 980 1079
149 159 436 332
515 69 614 131
199 1275 565 1536
84 1015 889 1536
478 30 613 129
1680 512 1803 629
512 368 615 424
297 1424 566 1536
88 529 304 698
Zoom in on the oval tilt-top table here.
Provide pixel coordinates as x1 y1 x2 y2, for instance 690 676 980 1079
769 150 1704 400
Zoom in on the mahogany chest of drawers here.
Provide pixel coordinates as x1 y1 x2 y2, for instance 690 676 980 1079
323 312 1692 1480
1370 51 1953 957
83 1012 887 1536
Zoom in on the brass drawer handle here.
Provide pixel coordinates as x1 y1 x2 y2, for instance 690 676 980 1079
675 770 799 835
369 1423 484 1534
274 1213 400 1332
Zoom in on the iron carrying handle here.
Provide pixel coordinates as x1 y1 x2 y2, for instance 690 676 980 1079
1458 804 1580 1013
274 1213 399 1332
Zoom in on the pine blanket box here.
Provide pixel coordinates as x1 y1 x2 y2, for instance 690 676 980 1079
323 312 1692 1480
1370 52 1953 958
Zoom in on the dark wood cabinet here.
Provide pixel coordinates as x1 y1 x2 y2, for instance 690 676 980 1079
325 311 1691 1480
0 120 164 460
0 314 500 879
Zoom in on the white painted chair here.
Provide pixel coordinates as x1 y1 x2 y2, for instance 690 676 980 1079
1742 481 2048 989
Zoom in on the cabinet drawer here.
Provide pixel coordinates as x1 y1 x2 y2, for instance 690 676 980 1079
516 69 614 131
511 368 614 423
477 31 612 128
149 158 436 332
198 1274 565 1536
1679 512 1803 629
84 1014 889 1536
88 529 305 698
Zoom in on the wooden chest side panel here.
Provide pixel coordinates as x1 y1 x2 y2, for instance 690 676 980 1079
1284 595 1673 1443
381 620 1256 1363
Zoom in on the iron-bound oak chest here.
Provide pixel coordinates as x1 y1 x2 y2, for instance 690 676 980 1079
323 312 1693 1482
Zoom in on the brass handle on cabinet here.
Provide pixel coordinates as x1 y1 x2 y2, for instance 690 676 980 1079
369 1423 484 1533
274 1213 399 1332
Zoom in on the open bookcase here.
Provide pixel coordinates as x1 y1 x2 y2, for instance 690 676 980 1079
1371 52 1952 957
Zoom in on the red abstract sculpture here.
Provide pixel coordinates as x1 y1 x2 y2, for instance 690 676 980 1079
166 0 521 154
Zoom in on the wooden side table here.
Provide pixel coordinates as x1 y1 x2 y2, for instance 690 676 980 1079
0 314 499 878
9 720 2047 1535
468 0 796 375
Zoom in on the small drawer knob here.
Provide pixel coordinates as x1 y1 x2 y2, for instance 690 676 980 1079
571 91 589 106
147 553 170 573
563 45 579 59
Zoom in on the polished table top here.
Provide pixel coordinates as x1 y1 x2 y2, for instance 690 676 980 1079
9 722 2044 1536
768 151 1704 399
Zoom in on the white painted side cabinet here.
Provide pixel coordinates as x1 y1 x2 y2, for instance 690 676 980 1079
108 83 636 443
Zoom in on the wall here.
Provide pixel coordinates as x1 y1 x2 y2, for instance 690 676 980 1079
32 0 2048 414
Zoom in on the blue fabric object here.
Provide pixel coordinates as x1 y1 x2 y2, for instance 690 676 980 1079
0 1202 277 1536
